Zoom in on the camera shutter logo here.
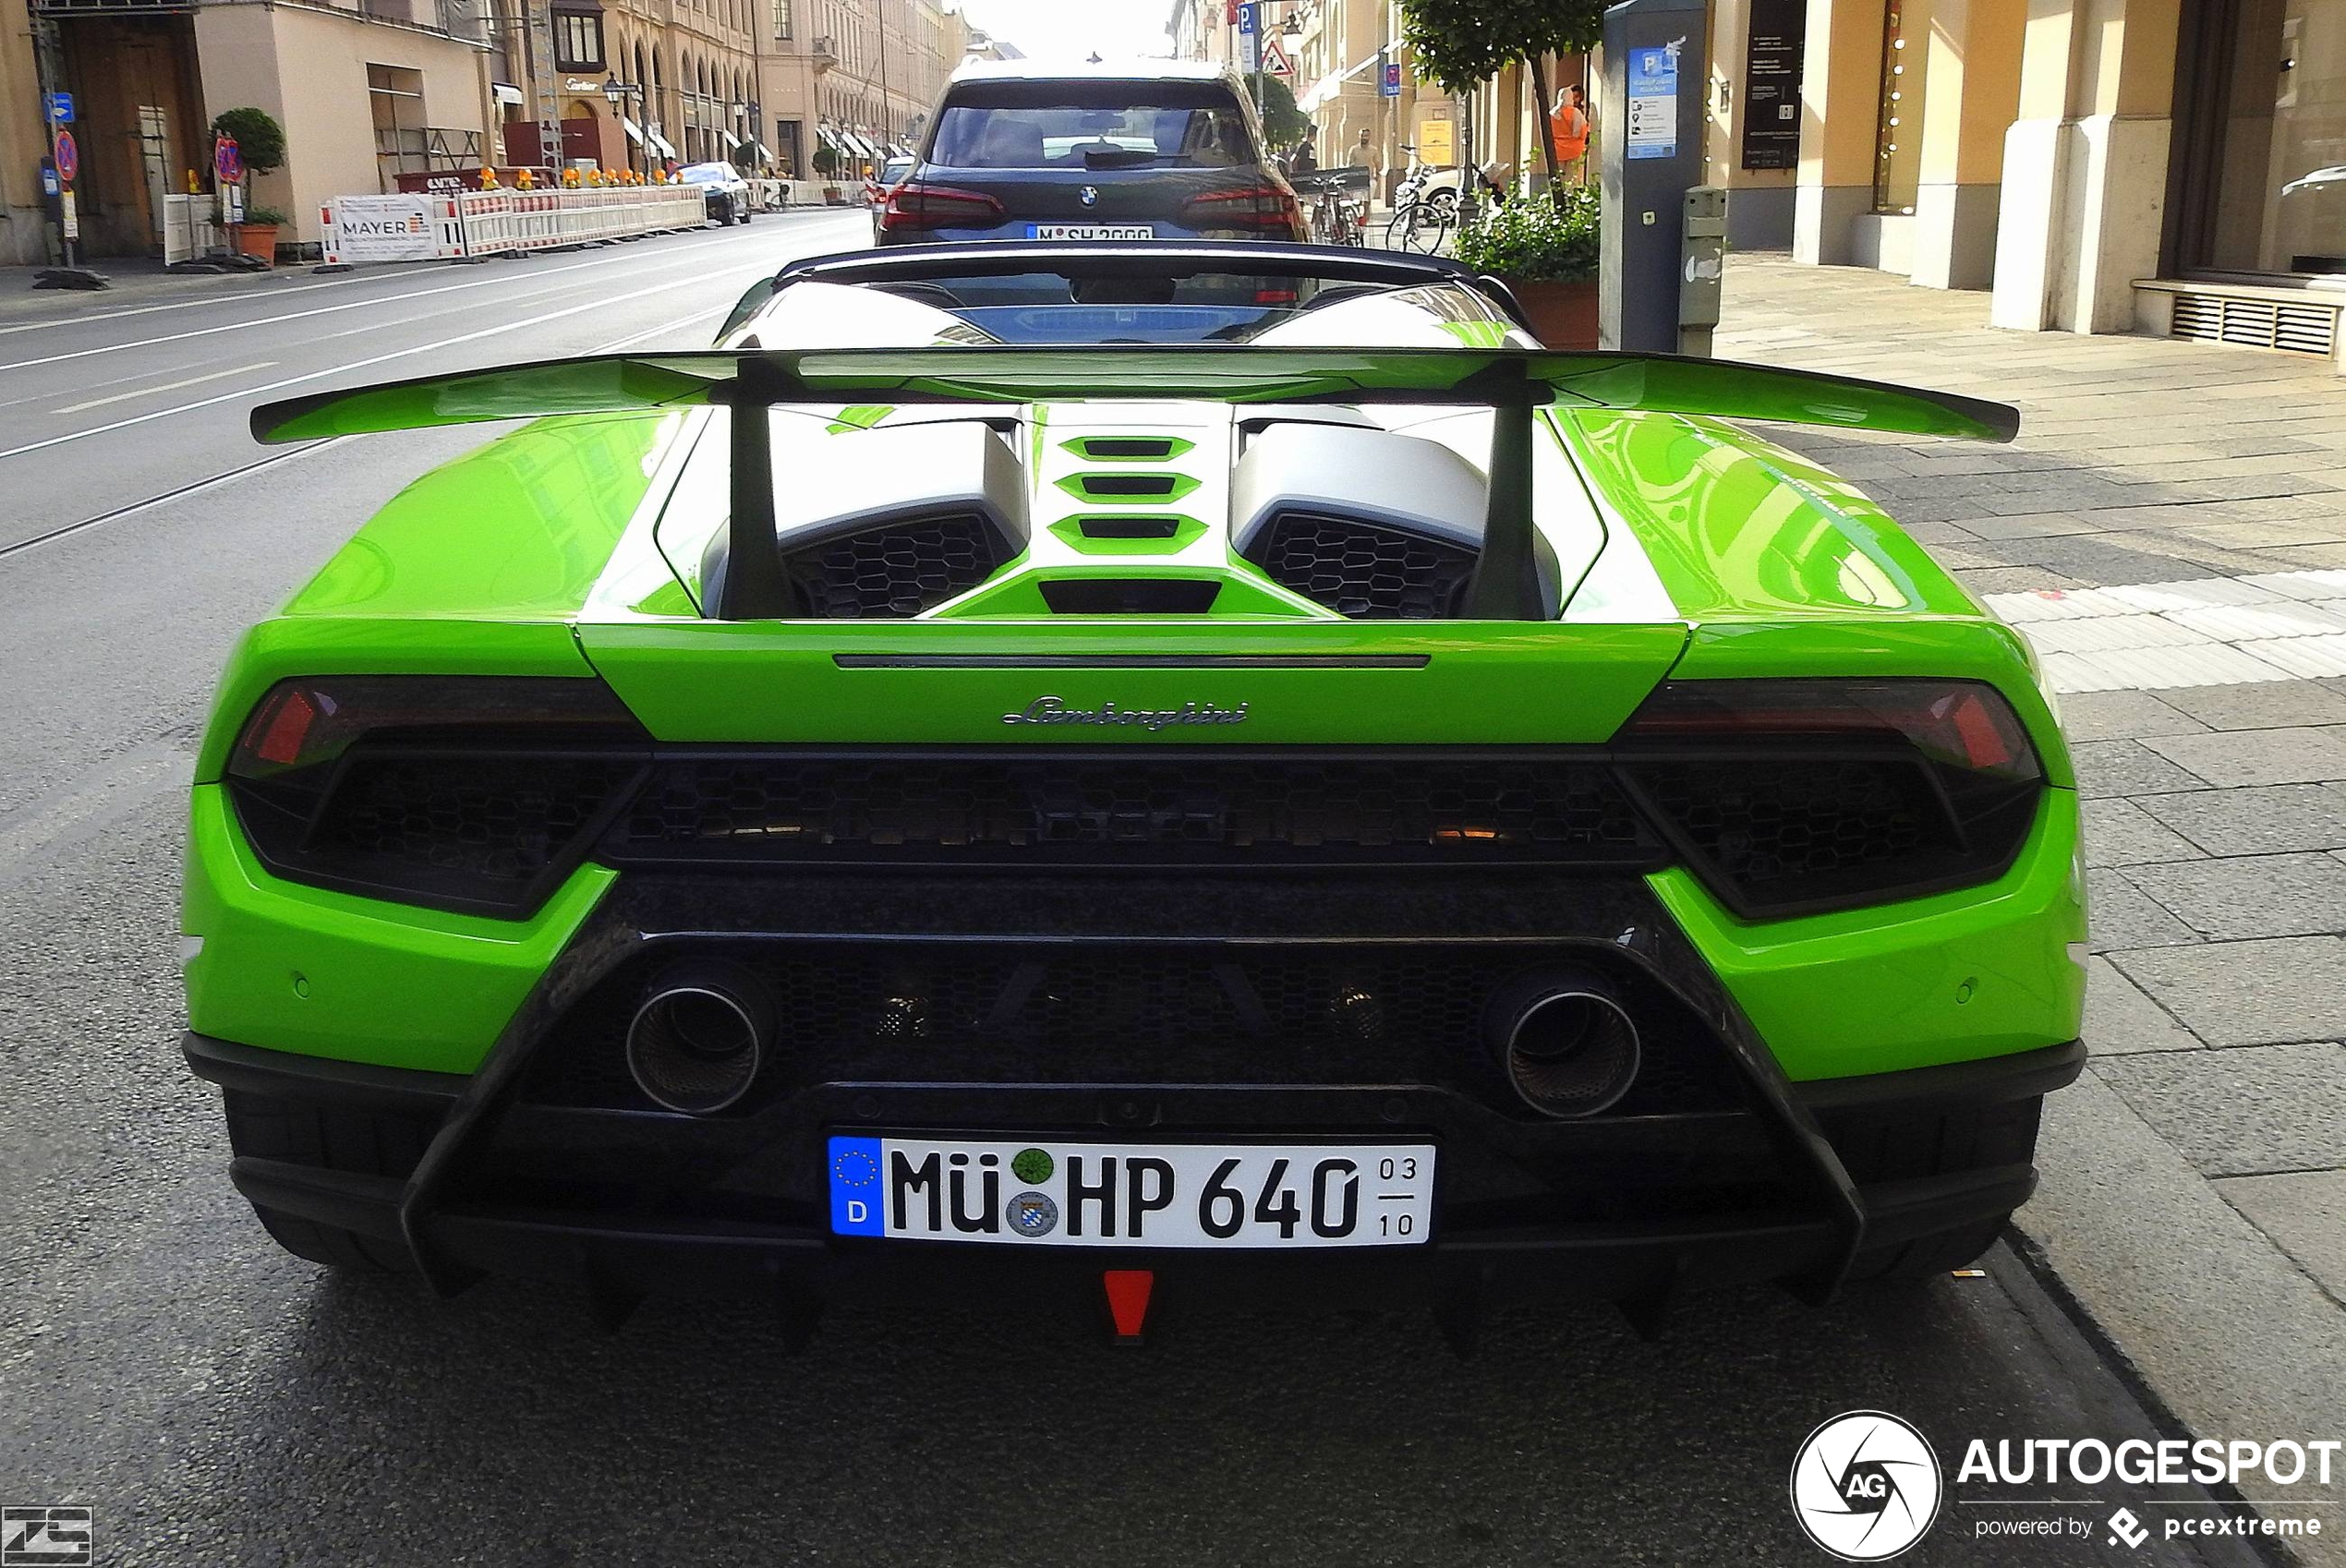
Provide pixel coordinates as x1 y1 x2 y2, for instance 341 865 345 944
1789 1411 1942 1561
2 1507 93 1568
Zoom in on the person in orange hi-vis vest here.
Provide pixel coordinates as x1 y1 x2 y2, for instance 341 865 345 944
1549 84 1590 184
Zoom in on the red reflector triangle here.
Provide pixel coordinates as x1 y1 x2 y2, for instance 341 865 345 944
1104 1269 1154 1341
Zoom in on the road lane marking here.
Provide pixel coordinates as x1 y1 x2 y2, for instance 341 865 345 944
0 208 864 346
1990 571 2346 690
0 254 818 561
53 362 276 414
0 443 333 561
0 259 779 464
0 236 747 373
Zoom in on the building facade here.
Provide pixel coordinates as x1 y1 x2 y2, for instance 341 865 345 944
2 0 984 262
1701 0 2346 364
2 0 495 261
755 0 960 183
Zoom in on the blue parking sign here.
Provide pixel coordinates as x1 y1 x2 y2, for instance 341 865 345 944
45 92 74 125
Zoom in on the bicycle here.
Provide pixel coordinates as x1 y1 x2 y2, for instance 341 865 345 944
1295 167 1370 247
1383 146 1458 253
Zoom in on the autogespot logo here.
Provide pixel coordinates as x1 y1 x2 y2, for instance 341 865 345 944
1791 1411 1945 1561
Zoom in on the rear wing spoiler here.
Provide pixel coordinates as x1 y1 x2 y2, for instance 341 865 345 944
248 346 2017 621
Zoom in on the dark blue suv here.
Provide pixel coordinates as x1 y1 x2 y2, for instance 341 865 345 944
877 60 1306 246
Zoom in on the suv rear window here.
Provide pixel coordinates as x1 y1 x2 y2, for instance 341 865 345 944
926 83 1256 171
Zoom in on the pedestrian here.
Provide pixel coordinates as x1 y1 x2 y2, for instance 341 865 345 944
1290 138 1319 175
1345 127 1377 172
1550 85 1590 186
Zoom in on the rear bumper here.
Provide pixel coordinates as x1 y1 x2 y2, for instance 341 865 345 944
187 1030 2078 1308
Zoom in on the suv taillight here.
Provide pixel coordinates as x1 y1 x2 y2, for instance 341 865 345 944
225 677 650 917
879 181 1006 234
1179 184 1303 238
1614 680 2046 918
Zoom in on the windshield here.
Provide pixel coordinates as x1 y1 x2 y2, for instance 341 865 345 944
678 163 737 186
927 87 1254 170
878 156 914 185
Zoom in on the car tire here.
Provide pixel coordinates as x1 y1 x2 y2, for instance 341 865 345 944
223 1088 434 1273
1824 1092 2042 1284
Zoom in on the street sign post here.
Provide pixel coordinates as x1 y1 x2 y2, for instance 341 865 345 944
1262 37 1294 78
1382 57 1401 96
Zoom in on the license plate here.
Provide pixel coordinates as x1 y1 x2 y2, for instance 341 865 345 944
828 1135 1434 1248
1026 223 1155 240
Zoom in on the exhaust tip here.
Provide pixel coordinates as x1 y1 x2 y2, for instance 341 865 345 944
1488 978 1641 1119
626 964 773 1115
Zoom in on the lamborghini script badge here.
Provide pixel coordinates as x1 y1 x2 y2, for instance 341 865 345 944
1002 696 1250 731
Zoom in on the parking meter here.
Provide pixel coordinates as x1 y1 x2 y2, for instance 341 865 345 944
1599 0 1709 352
1679 186 1726 356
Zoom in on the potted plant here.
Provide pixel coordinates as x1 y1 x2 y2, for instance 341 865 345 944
212 106 288 264
812 144 843 203
1451 188 1601 349
235 206 288 263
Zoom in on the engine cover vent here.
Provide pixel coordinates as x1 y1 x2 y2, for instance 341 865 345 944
1251 511 1479 619
784 512 1014 618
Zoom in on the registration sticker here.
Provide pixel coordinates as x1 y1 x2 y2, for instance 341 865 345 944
828 1135 1434 1248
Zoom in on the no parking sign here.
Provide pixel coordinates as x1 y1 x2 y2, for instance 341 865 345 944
52 128 78 186
214 134 244 186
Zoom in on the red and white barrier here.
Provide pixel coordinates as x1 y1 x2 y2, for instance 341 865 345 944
319 187 707 266
320 194 465 265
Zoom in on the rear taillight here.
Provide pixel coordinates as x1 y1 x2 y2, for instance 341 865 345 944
226 677 649 916
1179 184 1303 238
879 181 1006 234
1619 680 2041 782
1615 680 2046 918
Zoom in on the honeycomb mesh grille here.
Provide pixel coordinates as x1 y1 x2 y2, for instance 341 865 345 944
311 755 638 886
786 513 1009 618
609 754 1662 865
1252 512 1479 619
1628 758 1953 907
521 941 1743 1117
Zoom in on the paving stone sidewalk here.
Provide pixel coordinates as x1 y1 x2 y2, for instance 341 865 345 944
1721 255 2346 1553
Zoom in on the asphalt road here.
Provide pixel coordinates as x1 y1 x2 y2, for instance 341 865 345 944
0 218 2285 1567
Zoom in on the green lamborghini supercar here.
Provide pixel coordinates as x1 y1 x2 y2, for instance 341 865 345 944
180 242 2083 1338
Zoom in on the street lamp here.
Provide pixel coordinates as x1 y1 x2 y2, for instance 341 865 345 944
603 76 645 180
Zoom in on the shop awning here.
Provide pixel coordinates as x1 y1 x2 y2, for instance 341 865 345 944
649 128 678 158
621 116 644 146
816 126 841 151
1297 51 1382 114
720 128 742 150
845 131 877 158
491 82 525 107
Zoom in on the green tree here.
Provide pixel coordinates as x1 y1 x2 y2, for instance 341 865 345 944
1397 0 1602 191
1248 75 1312 152
210 107 286 175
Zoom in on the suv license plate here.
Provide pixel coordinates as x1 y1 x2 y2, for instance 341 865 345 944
828 1136 1434 1248
1027 223 1155 240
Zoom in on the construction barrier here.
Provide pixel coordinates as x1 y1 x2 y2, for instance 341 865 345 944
451 187 707 258
320 194 465 265
316 186 707 266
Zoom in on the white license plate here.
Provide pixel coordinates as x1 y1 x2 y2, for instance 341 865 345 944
828 1136 1434 1248
1026 223 1155 240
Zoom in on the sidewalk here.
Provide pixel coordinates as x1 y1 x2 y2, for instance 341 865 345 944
1721 255 2346 1556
